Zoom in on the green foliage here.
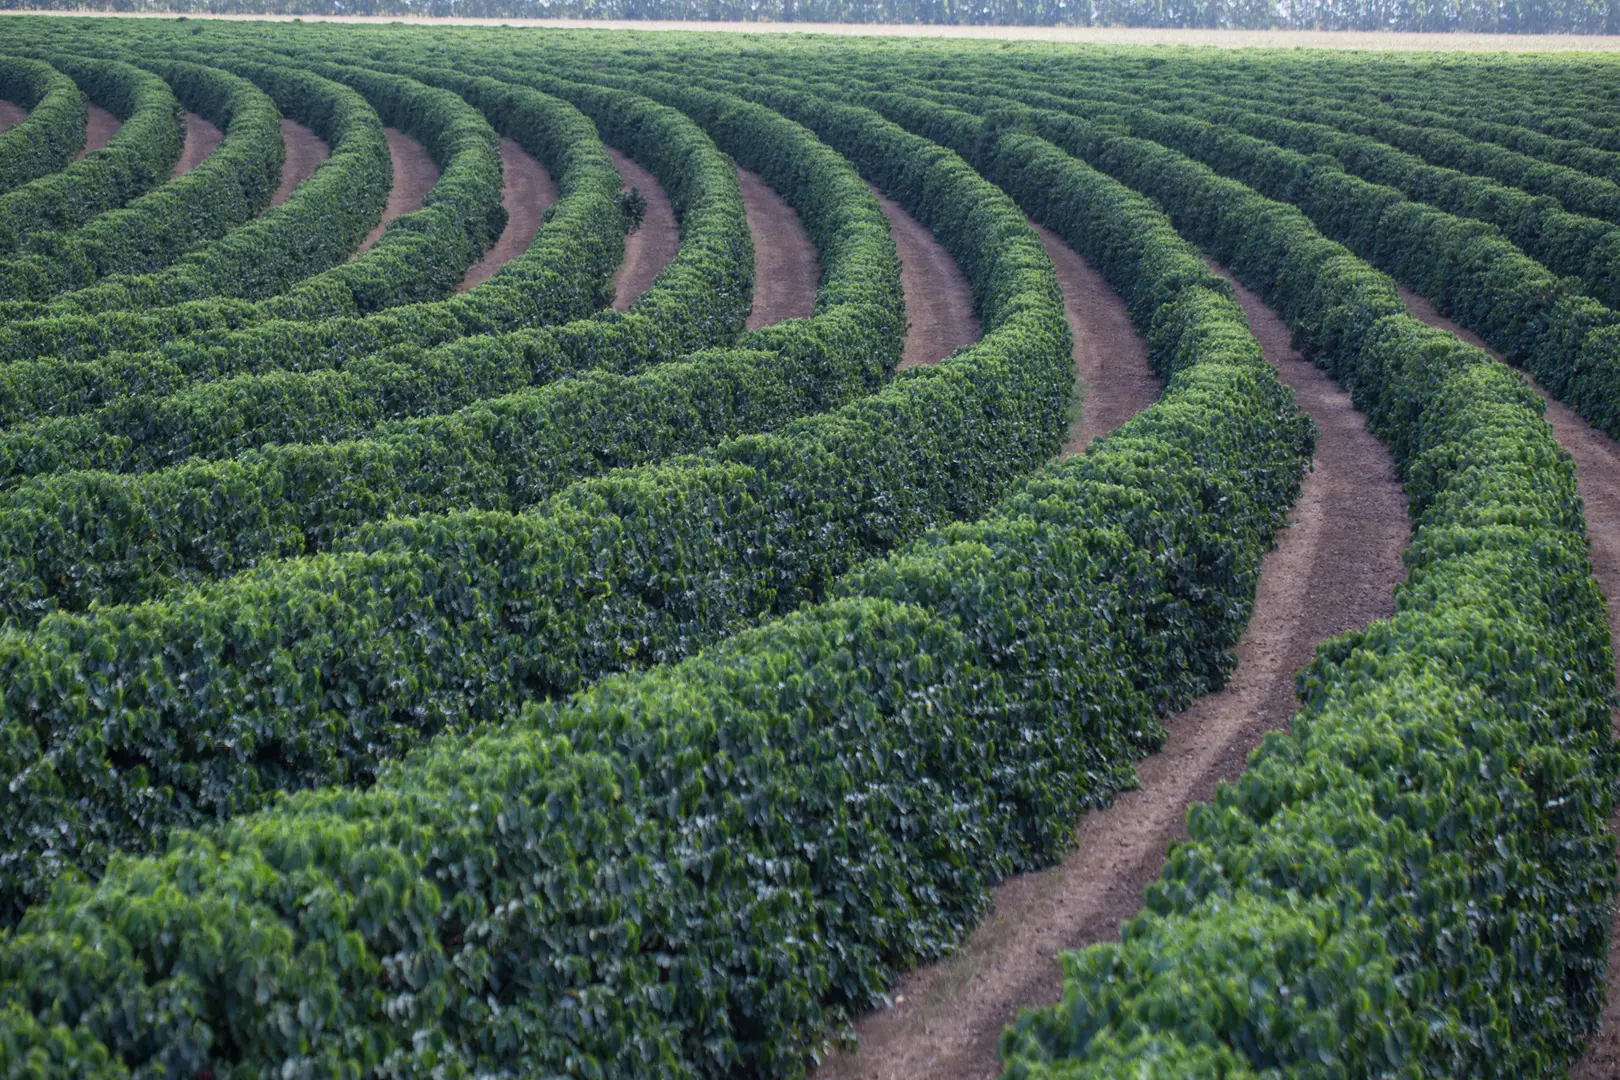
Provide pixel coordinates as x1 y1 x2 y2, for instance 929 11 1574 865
0 56 180 251
0 60 281 301
0 79 1309 1077
0 56 83 194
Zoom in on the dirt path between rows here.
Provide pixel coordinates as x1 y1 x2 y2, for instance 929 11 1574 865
0 100 24 133
457 136 558 293
868 181 980 368
739 166 819 330
1028 221 1158 454
1396 287 1620 1080
170 111 222 179
608 146 678 311
355 127 438 255
269 117 329 208
812 263 1409 1080
74 104 120 161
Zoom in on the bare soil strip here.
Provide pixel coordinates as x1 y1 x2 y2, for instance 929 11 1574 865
354 126 438 255
0 99 23 133
739 166 819 330
1395 287 1620 1080
1028 221 1158 454
455 136 558 293
269 117 329 208
170 111 223 179
867 182 979 368
608 146 678 311
75 104 121 161
812 262 1408 1080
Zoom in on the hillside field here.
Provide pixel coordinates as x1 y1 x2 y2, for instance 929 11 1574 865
0 17 1618 1079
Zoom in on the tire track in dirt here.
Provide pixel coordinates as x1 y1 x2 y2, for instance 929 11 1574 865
0 100 24 133
1396 286 1620 1080
1028 221 1158 454
170 111 223 179
74 104 121 161
608 145 678 311
740 166 818 329
269 117 329 208
811 262 1408 1080
868 181 980 368
354 127 439 255
456 136 558 293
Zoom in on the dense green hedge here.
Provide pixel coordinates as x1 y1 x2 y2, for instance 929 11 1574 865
0 82 897 623
972 98 1617 1080
0 72 626 417
1030 98 1620 446
0 96 1312 1080
3 59 497 319
834 69 1620 461
0 90 1071 920
0 77 746 484
28 61 394 312
0 55 82 193
0 59 281 302
0 56 180 251
875 66 1620 313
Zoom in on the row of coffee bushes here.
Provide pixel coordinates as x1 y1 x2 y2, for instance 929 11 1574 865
0 75 747 484
863 69 1620 451
1092 51 1620 155
0 55 82 193
0 59 282 303
39 61 392 312
879 49 1620 224
962 102 1616 1080
0 93 1313 1080
893 66 1620 313
0 56 179 251
0 78 887 624
1197 100 1620 310
1043 98 1620 443
0 89 1050 920
1149 82 1620 225
8 58 499 320
0 72 626 407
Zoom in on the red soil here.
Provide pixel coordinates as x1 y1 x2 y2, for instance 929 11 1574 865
868 181 980 367
269 117 329 208
456 136 558 293
74 104 121 161
170 111 223 179
1029 221 1159 454
607 145 679 311
738 166 819 329
0 99 24 132
811 263 1409 1080
354 126 439 255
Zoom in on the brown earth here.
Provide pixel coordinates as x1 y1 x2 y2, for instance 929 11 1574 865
1395 287 1620 1080
269 117 329 208
355 126 439 255
1028 221 1158 454
0 99 23 133
456 136 558 293
170 111 223 179
812 263 1409 1080
608 145 679 310
739 166 819 330
75 104 121 161
868 182 980 368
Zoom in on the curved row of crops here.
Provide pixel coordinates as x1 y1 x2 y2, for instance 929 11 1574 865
0 19 1615 1080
